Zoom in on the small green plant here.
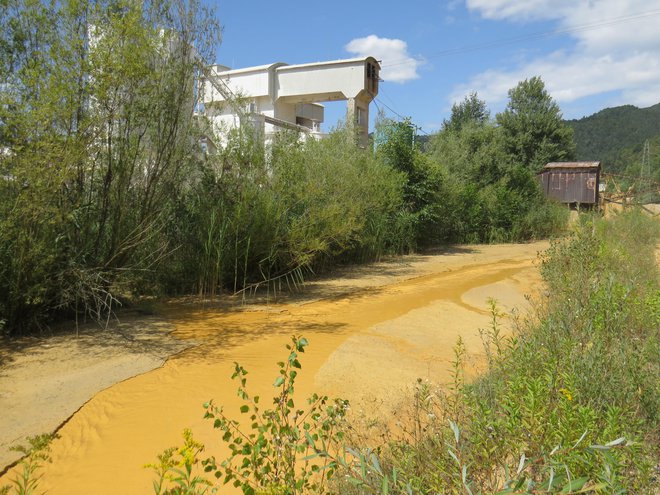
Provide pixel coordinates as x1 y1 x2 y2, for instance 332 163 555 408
1 433 56 495
146 429 212 495
202 336 349 494
151 336 350 495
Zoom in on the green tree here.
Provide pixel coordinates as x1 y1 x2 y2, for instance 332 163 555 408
496 76 575 172
442 92 490 132
376 116 448 247
430 120 508 187
428 92 568 244
567 102 660 172
0 0 220 335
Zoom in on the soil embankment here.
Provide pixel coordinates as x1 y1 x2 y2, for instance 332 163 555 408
0 242 548 493
0 315 193 469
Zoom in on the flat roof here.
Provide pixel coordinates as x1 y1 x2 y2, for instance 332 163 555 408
209 57 380 78
276 57 379 72
211 62 288 76
543 161 601 170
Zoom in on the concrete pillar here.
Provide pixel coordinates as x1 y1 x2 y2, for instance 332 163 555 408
247 113 265 142
347 97 356 125
347 97 369 148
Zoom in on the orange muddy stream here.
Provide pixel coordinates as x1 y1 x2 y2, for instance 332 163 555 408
0 242 547 494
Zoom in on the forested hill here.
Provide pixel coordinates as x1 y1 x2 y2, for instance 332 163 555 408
566 102 660 172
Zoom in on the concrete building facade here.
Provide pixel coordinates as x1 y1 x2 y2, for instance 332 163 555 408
200 57 380 148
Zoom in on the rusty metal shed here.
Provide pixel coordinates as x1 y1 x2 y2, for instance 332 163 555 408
538 161 601 205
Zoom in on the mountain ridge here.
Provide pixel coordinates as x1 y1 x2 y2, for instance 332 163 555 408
566 102 660 173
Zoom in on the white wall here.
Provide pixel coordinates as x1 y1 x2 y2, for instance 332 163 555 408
276 60 369 102
295 103 324 122
202 65 274 105
274 102 297 123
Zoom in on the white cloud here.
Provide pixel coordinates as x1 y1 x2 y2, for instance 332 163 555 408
447 0 462 11
465 0 573 22
452 0 660 115
345 35 423 84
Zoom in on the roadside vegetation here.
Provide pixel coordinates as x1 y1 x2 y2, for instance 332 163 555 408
344 209 658 494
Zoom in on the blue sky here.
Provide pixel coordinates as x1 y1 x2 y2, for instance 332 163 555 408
209 0 660 133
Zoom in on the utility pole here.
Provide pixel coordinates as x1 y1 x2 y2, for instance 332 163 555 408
640 139 650 179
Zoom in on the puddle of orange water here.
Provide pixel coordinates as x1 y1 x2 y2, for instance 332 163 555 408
1 255 543 494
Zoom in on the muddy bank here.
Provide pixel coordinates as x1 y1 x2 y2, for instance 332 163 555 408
0 242 548 493
0 313 193 469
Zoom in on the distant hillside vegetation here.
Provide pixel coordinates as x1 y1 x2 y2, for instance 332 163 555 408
566 102 660 173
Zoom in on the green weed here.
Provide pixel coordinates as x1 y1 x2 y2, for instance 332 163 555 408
150 336 350 495
1 434 57 495
146 429 213 495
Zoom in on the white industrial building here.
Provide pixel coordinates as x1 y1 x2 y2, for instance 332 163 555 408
200 57 380 148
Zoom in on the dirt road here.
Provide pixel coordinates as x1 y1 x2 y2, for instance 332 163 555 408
0 242 548 493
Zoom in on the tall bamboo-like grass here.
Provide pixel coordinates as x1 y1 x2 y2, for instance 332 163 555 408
166 127 408 300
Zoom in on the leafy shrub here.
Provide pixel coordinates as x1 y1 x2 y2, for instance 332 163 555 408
150 336 350 495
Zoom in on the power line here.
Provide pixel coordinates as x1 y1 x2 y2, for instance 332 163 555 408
374 97 407 122
374 96 431 137
372 97 384 118
382 8 660 68
378 86 403 112
379 91 435 134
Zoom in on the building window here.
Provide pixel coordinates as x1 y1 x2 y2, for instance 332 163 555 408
366 62 378 93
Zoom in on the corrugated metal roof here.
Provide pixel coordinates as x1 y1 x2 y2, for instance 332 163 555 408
543 161 601 170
